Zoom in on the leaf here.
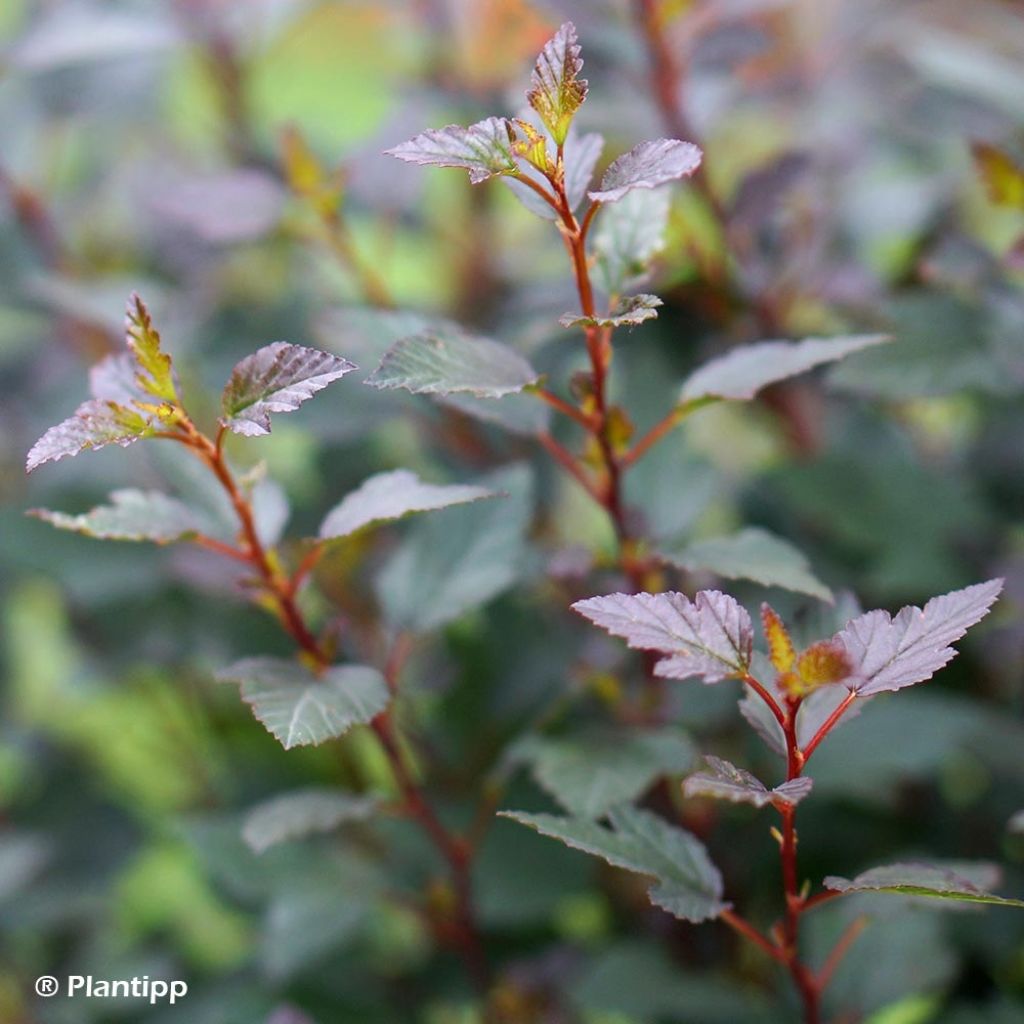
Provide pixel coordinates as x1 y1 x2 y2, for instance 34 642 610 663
125 293 177 402
662 527 833 602
589 139 702 204
366 327 539 398
526 22 588 145
502 806 727 923
30 489 204 544
823 862 1024 909
318 469 495 541
560 294 662 329
89 352 147 404
242 789 379 854
385 116 519 184
221 342 356 437
679 334 891 404
835 579 1003 696
26 400 153 472
972 143 1024 209
376 464 534 632
572 589 753 683
513 727 695 818
682 756 812 808
593 186 672 295
505 128 603 218
217 658 390 750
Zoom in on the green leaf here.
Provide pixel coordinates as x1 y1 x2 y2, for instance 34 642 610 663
589 139 702 203
823 862 1024 909
502 806 727 923
526 22 588 145
366 327 539 398
221 342 356 437
680 334 891 404
440 391 550 436
26 400 153 472
125 292 177 402
593 186 672 295
512 726 695 818
318 469 494 541
560 294 662 329
217 658 390 750
242 789 379 854
662 527 833 602
385 116 519 184
683 756 813 808
376 464 534 632
30 489 204 544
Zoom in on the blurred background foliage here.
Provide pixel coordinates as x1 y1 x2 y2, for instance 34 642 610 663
1 1 1024 1022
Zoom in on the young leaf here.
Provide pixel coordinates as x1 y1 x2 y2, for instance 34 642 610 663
502 806 727 923
682 756 813 808
220 342 356 437
318 469 495 541
26 400 153 472
593 186 672 295
242 789 378 854
572 590 753 683
376 464 534 632
512 726 695 819
660 528 833 602
972 142 1024 209
505 127 603 219
835 579 1003 696
559 294 662 329
679 334 891 405
526 22 587 145
366 327 539 398
385 116 519 184
217 658 390 750
588 139 702 204
125 293 177 402
823 862 1024 909
89 352 148 404
30 489 203 544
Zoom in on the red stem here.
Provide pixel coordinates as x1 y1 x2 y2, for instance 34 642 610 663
720 908 785 963
817 915 867 992
800 691 856 764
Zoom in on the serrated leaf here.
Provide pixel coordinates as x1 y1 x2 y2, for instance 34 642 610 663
506 128 603 218
594 186 672 295
26 400 152 472
221 342 356 437
835 579 1003 696
218 658 389 750
513 727 695 818
527 22 588 145
242 789 378 854
502 806 726 923
89 352 147 404
30 489 204 544
318 469 495 540
589 139 702 204
679 334 891 404
366 327 539 398
376 464 534 632
125 293 177 402
682 756 812 808
560 294 662 329
823 863 1024 908
573 589 753 683
662 527 833 602
385 116 519 184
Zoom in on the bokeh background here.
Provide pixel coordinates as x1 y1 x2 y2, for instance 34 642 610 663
2 1 1024 1022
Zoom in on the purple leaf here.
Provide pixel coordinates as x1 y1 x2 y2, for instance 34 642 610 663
385 116 519 184
221 343 356 437
836 579 1003 696
680 334 891 404
683 756 813 808
526 22 588 145
26 400 152 472
589 139 702 204
573 590 753 683
560 294 662 329
318 469 495 541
